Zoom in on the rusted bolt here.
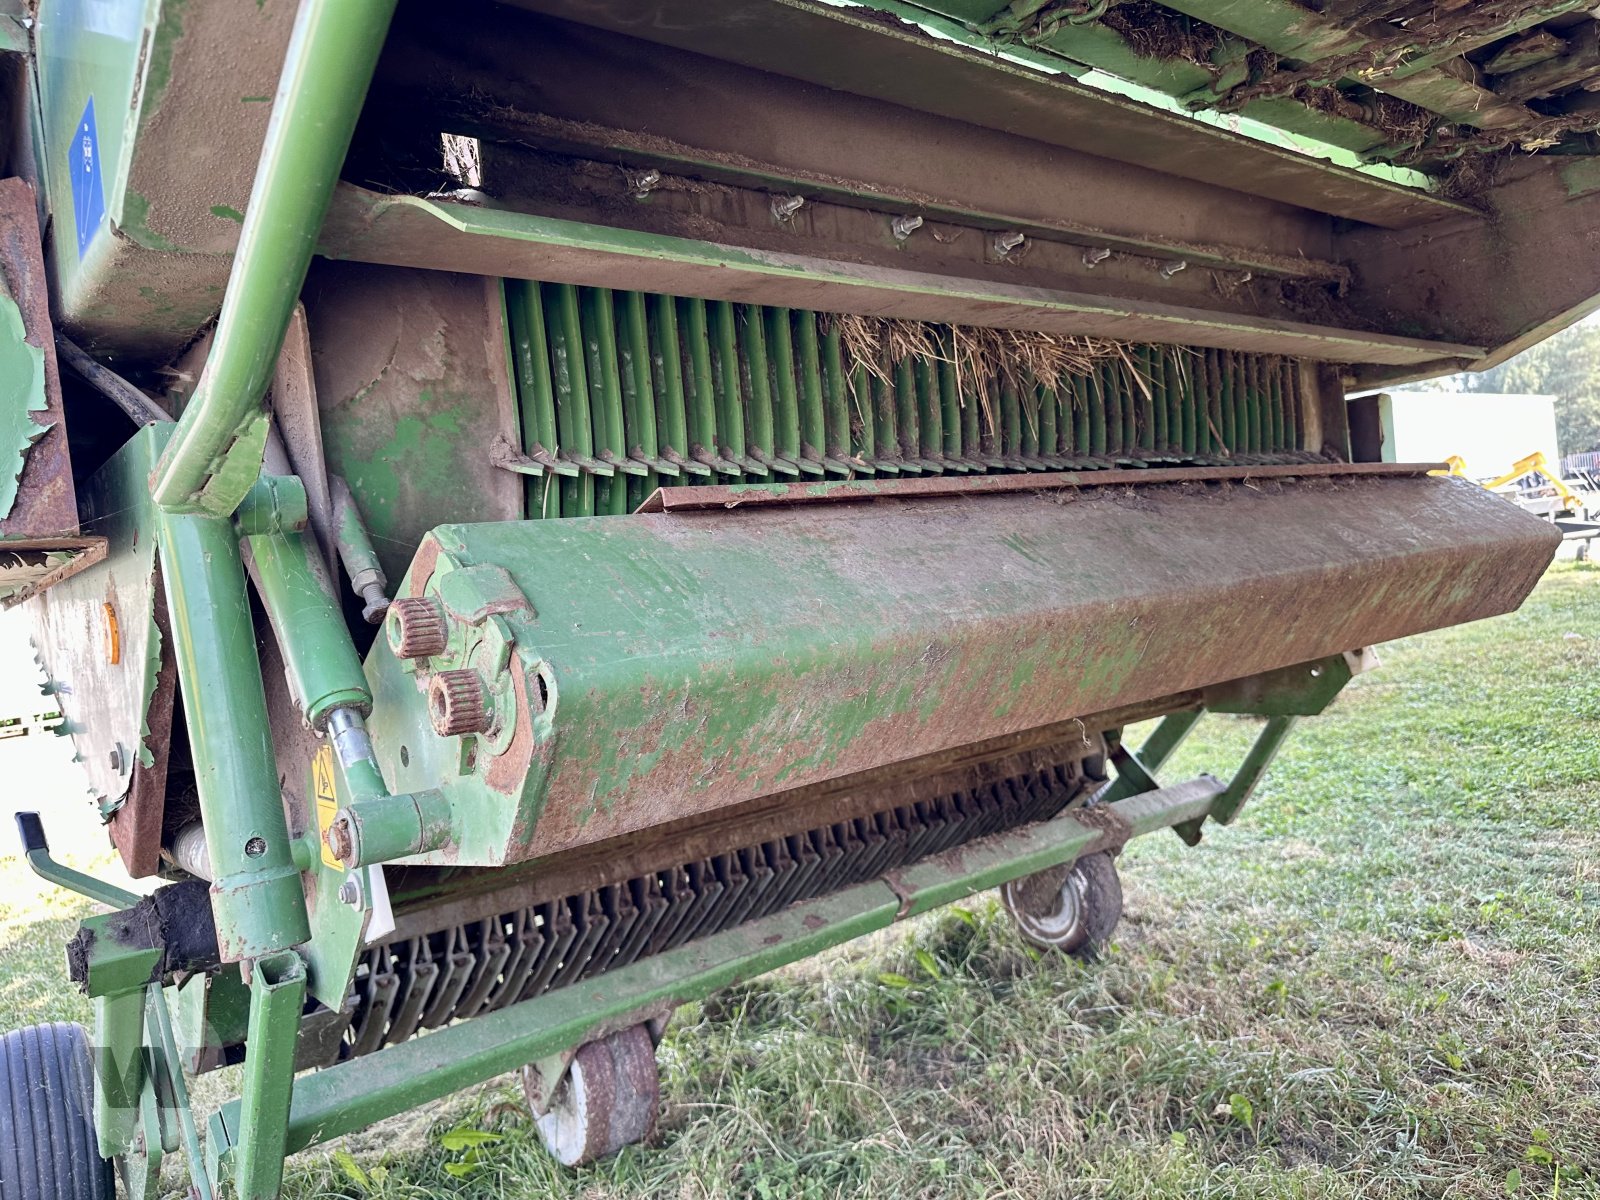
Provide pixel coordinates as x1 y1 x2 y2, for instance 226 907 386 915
891 214 923 241
243 836 267 859
326 816 355 865
771 194 805 221
388 597 447 659
627 168 661 198
428 669 492 737
337 877 362 906
359 582 390 625
993 231 1026 257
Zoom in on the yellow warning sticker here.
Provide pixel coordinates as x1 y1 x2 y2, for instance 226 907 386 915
313 746 341 870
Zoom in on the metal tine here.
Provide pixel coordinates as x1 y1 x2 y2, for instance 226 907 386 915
892 359 931 473
771 830 825 910
648 294 711 478
722 845 775 929
815 316 856 473
708 300 767 477
580 881 640 982
766 307 821 475
848 363 879 471
924 795 970 856
680 298 742 475
849 816 886 882
645 866 697 956
1122 357 1142 462
1039 384 1061 466
903 798 945 861
504 281 566 519
859 810 901 877
544 284 601 515
738 303 798 477
384 939 438 1048
452 917 511 1022
1282 359 1300 452
1180 349 1198 460
660 860 726 951
613 874 670 968
520 898 579 1002
348 956 398 1059
913 357 952 472
580 288 646 520
935 353 977 472
826 820 868 891
483 908 544 1013
746 839 796 922
1138 347 1158 460
420 929 477 1030
549 891 612 991
700 851 751 933
868 363 902 473
616 290 677 479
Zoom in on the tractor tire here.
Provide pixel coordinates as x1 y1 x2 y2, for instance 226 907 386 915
0 1022 116 1200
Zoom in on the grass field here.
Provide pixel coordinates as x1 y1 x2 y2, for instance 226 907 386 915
2 563 1596 1199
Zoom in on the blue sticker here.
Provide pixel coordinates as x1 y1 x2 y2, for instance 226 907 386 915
69 96 105 260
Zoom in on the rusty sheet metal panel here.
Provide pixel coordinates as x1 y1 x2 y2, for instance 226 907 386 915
24 426 177 874
367 474 1557 868
304 261 524 585
0 176 106 606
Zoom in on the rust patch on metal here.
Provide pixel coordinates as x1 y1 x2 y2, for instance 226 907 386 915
0 177 77 541
1071 803 1136 857
636 462 1444 513
111 566 178 879
484 656 537 795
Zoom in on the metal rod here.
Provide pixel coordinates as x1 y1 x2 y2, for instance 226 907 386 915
149 0 397 515
245 525 370 731
14 811 142 908
146 984 215 1200
53 334 174 426
157 510 310 960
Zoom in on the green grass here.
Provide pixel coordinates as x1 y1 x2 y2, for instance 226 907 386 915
3 564 1597 1199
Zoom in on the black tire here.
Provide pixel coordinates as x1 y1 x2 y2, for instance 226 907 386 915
1000 851 1124 960
0 1023 116 1200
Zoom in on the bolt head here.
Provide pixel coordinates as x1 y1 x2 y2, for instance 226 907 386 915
338 877 362 906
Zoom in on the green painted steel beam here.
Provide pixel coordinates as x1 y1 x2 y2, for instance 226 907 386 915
217 780 1219 1157
844 0 1443 189
231 951 308 1200
158 510 309 961
149 0 396 516
1154 0 1567 130
319 189 1484 367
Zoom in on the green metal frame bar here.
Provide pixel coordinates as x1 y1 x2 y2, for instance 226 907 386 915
230 951 308 1200
213 778 1220 1157
149 0 397 516
157 510 309 961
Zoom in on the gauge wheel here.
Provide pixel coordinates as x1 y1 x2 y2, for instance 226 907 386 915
1000 851 1123 960
0 1022 116 1200
528 1024 659 1167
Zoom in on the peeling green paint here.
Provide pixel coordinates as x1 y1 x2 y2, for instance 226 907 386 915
0 292 50 520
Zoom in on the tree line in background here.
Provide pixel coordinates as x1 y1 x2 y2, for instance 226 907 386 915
1401 318 1600 458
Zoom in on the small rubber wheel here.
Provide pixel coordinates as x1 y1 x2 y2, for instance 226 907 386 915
1000 851 1124 960
0 1023 116 1200
528 1025 659 1167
